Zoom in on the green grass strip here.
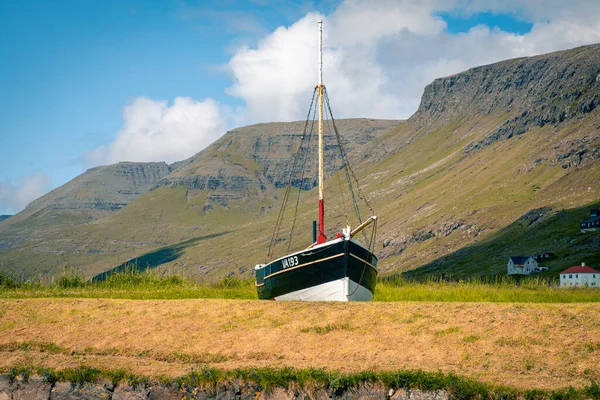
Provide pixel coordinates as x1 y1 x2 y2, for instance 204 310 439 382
375 280 600 303
0 270 257 300
3 365 600 400
2 269 600 303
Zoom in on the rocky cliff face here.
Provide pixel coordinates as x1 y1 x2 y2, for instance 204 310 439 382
38 162 173 212
18 162 169 216
416 45 600 162
361 44 600 170
0 162 174 247
417 45 600 126
159 118 399 208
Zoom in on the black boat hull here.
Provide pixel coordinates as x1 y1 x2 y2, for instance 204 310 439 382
255 239 377 301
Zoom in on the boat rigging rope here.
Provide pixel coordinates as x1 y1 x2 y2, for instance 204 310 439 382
269 87 379 261
324 88 372 243
287 99 317 251
323 88 375 217
335 166 349 226
322 109 350 227
347 216 378 298
323 105 365 238
268 87 318 259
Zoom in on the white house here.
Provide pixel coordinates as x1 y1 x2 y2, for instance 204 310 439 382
560 263 600 288
507 256 538 275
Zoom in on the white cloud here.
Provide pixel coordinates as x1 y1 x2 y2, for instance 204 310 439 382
87 96 228 166
225 0 600 122
226 13 324 122
330 0 447 45
90 0 600 168
0 172 52 214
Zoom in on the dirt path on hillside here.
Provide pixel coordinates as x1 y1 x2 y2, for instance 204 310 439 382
1 299 598 390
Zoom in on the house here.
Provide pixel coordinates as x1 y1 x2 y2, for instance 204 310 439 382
580 209 600 232
507 256 538 275
560 263 600 287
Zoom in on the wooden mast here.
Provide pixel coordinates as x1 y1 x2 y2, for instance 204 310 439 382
317 20 326 244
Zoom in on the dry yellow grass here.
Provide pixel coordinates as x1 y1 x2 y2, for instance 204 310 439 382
1 299 599 390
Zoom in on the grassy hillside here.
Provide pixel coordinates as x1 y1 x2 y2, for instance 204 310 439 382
1 45 600 281
405 204 600 279
361 111 600 275
2 112 598 282
0 119 400 281
0 162 173 233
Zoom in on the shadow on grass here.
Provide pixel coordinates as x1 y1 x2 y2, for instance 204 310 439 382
92 231 230 282
400 202 600 280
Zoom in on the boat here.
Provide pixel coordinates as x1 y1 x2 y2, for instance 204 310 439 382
254 20 379 301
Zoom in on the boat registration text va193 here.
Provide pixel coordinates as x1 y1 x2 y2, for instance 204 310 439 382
282 256 299 269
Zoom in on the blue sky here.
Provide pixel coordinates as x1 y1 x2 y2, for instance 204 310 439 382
0 0 314 212
1 0 599 215
439 11 533 34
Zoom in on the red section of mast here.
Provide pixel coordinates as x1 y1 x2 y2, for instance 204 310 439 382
318 199 326 243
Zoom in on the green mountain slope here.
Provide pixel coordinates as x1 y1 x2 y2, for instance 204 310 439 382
404 203 600 279
0 162 174 266
0 162 173 232
2 44 600 281
0 119 399 280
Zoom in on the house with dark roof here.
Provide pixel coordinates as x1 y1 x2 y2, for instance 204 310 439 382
580 209 600 232
507 256 538 275
560 263 599 287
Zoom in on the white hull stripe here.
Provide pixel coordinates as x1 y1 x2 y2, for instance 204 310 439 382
274 277 373 302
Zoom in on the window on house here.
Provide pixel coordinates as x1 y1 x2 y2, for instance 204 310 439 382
576 274 578 278
569 275 572 278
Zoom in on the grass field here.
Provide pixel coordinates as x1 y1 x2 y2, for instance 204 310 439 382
1 298 600 391
376 278 600 303
3 270 600 393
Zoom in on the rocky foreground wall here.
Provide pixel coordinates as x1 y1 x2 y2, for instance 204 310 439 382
0 374 449 400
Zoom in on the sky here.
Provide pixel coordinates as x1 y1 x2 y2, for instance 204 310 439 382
2 0 600 215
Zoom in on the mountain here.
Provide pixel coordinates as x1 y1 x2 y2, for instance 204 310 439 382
158 119 399 212
0 216 11 222
1 161 174 234
0 162 175 275
355 44 600 275
1 44 600 281
0 119 399 280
